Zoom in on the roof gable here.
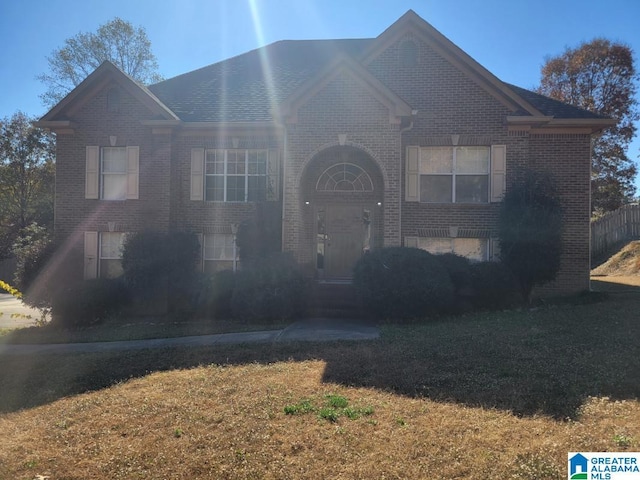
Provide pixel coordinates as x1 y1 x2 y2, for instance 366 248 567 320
38 61 178 125
360 10 544 117
279 53 413 124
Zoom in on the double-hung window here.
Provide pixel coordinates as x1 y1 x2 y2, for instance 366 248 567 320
99 232 126 278
420 146 490 203
205 149 268 202
406 144 505 203
102 147 128 200
85 146 139 200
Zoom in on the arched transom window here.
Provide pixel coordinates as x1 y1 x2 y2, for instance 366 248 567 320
316 163 374 192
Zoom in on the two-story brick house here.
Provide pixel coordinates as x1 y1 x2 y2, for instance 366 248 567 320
36 10 613 295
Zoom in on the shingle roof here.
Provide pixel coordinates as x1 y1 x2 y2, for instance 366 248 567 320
148 39 374 122
148 39 605 123
505 83 607 120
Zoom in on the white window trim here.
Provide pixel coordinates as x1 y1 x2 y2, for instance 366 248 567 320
205 149 268 202
419 146 490 204
405 144 505 203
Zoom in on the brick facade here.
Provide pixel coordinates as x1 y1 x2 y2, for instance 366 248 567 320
39 11 605 296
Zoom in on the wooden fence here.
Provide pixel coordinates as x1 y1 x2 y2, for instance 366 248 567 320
591 204 640 259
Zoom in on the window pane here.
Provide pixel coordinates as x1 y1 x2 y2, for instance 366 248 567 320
227 151 245 174
453 238 488 262
102 148 127 173
100 232 125 259
456 175 488 203
421 175 452 203
247 176 266 202
205 150 225 174
100 259 123 278
456 147 489 174
418 237 452 255
204 260 234 274
205 176 224 201
420 147 452 174
103 175 127 200
226 176 246 201
204 234 236 261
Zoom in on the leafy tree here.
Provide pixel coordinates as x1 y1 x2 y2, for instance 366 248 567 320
498 170 563 302
537 38 639 214
0 112 55 258
38 17 162 107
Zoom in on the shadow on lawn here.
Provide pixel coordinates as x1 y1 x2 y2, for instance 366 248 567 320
1 296 639 420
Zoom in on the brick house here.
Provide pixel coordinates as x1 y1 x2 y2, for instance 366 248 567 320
36 10 613 295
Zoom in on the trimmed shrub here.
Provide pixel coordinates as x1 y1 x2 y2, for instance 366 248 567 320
51 278 131 328
468 261 522 310
436 253 474 313
121 231 200 313
231 253 308 322
193 270 237 319
352 247 454 320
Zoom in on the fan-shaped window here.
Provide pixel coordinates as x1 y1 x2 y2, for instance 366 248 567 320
400 40 418 67
316 163 374 192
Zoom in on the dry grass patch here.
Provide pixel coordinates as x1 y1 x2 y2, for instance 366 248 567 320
1 295 639 478
0 360 638 479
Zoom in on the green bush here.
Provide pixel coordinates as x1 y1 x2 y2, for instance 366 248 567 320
436 253 474 313
193 270 237 319
11 223 57 311
121 231 200 313
51 278 131 328
231 253 308 322
468 261 522 310
352 247 454 320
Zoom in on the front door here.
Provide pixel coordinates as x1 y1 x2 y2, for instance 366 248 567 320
318 205 370 279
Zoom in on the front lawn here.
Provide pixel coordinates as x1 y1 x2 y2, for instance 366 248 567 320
0 294 638 479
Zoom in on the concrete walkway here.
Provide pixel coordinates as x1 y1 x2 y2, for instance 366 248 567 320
0 318 380 356
0 294 39 329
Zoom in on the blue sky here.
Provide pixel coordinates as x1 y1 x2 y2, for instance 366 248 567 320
2 0 639 187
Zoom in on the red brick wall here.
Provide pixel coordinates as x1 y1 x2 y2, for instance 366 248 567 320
53 83 171 282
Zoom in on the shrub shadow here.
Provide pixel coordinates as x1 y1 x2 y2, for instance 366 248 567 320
1 297 639 420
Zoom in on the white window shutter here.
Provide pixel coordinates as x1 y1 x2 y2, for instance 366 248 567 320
191 148 205 201
85 146 99 199
84 231 98 279
405 236 419 248
405 146 420 202
126 146 139 199
267 149 280 201
490 145 506 202
489 237 501 262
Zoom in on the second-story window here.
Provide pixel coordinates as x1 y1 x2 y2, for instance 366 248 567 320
205 149 268 202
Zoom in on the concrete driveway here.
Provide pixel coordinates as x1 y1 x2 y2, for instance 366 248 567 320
0 294 39 329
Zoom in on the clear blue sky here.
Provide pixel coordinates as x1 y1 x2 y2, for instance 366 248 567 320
2 0 639 187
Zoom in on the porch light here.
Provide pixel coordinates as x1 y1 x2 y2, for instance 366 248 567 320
305 201 311 205
377 202 382 206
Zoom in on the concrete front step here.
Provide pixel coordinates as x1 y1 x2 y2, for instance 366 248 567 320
309 282 362 318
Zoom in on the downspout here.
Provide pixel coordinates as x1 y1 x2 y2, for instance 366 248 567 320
281 126 288 253
398 110 418 247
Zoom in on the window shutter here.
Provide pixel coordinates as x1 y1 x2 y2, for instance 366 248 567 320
195 233 204 271
191 148 205 201
84 231 98 279
489 237 501 262
85 146 99 199
490 145 506 202
126 146 139 199
267 149 280 201
405 236 419 248
405 146 420 202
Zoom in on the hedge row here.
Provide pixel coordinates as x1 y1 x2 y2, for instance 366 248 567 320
353 247 522 321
